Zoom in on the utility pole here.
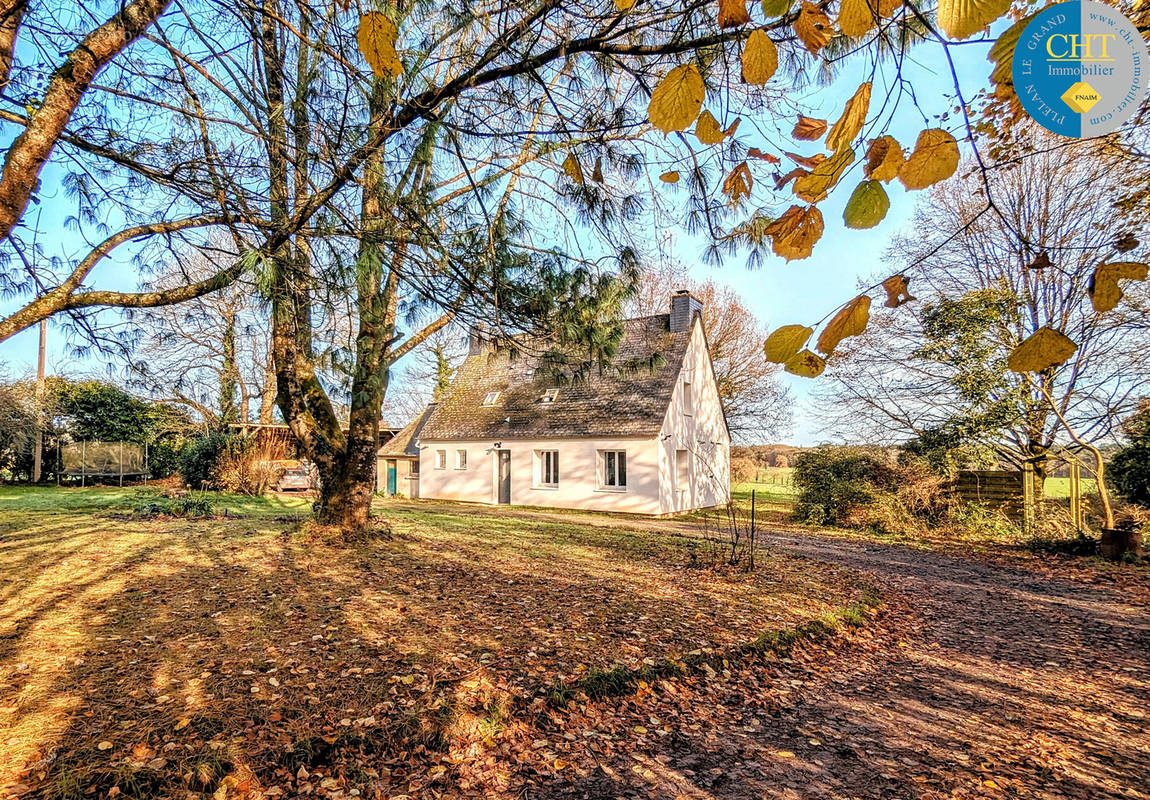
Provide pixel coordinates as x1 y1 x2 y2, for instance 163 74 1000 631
32 320 46 483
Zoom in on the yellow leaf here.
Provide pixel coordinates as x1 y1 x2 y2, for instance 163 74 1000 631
792 115 827 141
591 157 604 184
356 12 403 79
817 295 871 355
660 171 680 183
937 0 1010 40
761 0 794 16
877 0 902 14
175 718 191 731
562 152 584 185
843 180 889 229
826 82 871 153
793 1 833 53
634 725 648 734
764 325 814 363
839 0 880 37
864 135 904 182
696 110 734 145
764 205 824 261
1089 262 1148 313
718 0 752 27
777 750 797 758
648 65 706 134
898 128 959 190
742 29 778 85
784 349 826 378
1006 327 1078 373
97 741 113 751
793 148 854 203
722 162 754 204
614 0 637 10
554 758 570 771
881 274 915 307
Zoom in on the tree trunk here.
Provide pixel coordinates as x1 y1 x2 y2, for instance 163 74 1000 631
315 443 379 530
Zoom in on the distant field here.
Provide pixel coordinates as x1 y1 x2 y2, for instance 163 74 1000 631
731 472 1095 505
1044 476 1098 498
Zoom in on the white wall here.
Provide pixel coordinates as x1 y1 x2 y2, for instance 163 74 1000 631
417 437 663 514
657 320 731 514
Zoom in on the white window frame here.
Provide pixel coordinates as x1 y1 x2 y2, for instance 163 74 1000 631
599 449 627 491
682 378 694 416
435 449 447 470
540 388 559 404
535 449 559 488
482 391 500 406
455 449 468 470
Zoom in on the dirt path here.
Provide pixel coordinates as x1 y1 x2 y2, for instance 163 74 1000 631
534 531 1150 800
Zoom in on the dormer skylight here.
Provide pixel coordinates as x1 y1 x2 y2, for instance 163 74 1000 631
482 391 500 406
540 388 559 404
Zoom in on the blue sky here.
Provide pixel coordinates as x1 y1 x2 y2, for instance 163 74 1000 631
0 26 1000 445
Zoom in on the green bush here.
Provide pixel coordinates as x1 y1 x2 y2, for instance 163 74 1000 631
1110 441 1150 507
132 495 214 518
792 447 894 526
179 433 231 490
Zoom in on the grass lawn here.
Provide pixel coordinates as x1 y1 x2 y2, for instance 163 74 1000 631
0 486 872 799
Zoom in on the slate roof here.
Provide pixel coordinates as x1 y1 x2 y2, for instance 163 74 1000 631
378 404 436 457
419 314 692 440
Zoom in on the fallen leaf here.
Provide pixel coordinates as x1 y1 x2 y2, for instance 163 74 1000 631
97 741 113 751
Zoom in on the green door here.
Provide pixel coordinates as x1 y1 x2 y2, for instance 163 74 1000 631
386 460 397 495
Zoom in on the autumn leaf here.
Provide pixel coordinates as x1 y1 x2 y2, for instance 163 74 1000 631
765 205 824 260
864 135 903 182
1089 262 1148 313
591 157 604 183
843 180 890 229
614 0 638 10
97 741 113 751
793 1 833 53
774 167 808 189
648 65 706 133
881 274 915 307
793 115 828 141
696 110 740 144
1007 327 1078 373
357 12 403 79
786 151 826 169
1114 233 1139 252
718 0 752 28
826 82 871 153
1027 251 1052 270
742 29 779 85
764 325 814 363
748 147 780 163
722 162 754 204
898 128 959 190
817 295 871 355
937 0 1010 40
793 147 854 203
562 152 584 185
761 0 794 15
660 170 680 183
784 348 826 377
839 0 880 37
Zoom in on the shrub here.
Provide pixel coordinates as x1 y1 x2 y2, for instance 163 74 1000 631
792 447 895 526
133 495 214 518
179 432 231 489
1110 440 1150 507
730 456 759 483
210 434 288 495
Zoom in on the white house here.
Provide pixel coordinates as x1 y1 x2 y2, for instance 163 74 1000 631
395 291 730 515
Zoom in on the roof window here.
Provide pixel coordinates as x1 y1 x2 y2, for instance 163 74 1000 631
482 391 500 406
540 388 559 404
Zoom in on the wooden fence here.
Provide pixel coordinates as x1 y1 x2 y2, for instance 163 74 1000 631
953 463 1086 534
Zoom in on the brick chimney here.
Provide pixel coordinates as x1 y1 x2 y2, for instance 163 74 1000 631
669 289 702 333
468 322 488 355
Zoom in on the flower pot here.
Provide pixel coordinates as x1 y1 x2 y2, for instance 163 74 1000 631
1100 528 1143 560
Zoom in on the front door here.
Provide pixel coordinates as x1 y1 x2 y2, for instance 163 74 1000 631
386 460 397 495
497 450 511 504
